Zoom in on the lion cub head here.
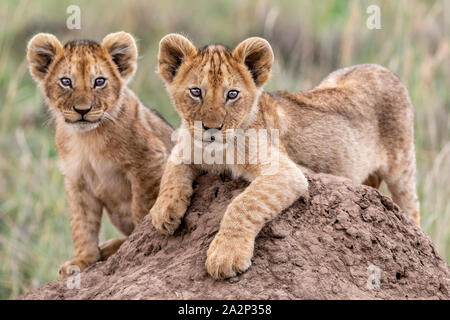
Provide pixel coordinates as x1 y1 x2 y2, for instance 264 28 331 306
27 32 137 131
158 34 274 140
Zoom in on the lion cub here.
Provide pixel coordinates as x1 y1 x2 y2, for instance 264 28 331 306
27 32 173 279
150 34 419 279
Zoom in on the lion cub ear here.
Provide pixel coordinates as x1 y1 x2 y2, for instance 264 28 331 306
102 32 138 82
158 33 197 84
27 33 63 82
232 37 274 87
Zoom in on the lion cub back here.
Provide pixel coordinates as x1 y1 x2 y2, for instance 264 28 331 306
275 64 419 224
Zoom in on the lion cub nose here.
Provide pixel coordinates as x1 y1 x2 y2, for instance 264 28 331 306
73 106 92 116
202 123 223 131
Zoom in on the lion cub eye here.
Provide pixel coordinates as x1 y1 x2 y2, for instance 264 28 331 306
60 77 72 88
94 77 107 88
189 88 202 98
227 90 239 100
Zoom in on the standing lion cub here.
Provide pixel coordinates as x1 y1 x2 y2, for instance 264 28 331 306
27 32 173 279
150 34 419 279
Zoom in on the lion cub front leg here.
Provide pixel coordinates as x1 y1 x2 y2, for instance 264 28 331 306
128 171 162 227
206 155 308 279
150 159 199 235
58 178 103 280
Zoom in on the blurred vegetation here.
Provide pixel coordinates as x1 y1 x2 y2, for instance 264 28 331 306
0 0 449 299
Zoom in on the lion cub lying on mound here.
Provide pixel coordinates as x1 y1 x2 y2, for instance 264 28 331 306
150 34 419 279
27 32 173 279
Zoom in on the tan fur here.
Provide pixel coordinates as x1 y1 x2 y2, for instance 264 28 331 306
151 34 420 279
27 32 173 279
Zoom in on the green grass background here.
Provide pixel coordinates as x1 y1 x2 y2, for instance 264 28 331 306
0 0 449 299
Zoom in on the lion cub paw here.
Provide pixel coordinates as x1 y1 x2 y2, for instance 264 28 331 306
58 260 89 280
150 198 188 235
205 233 254 279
